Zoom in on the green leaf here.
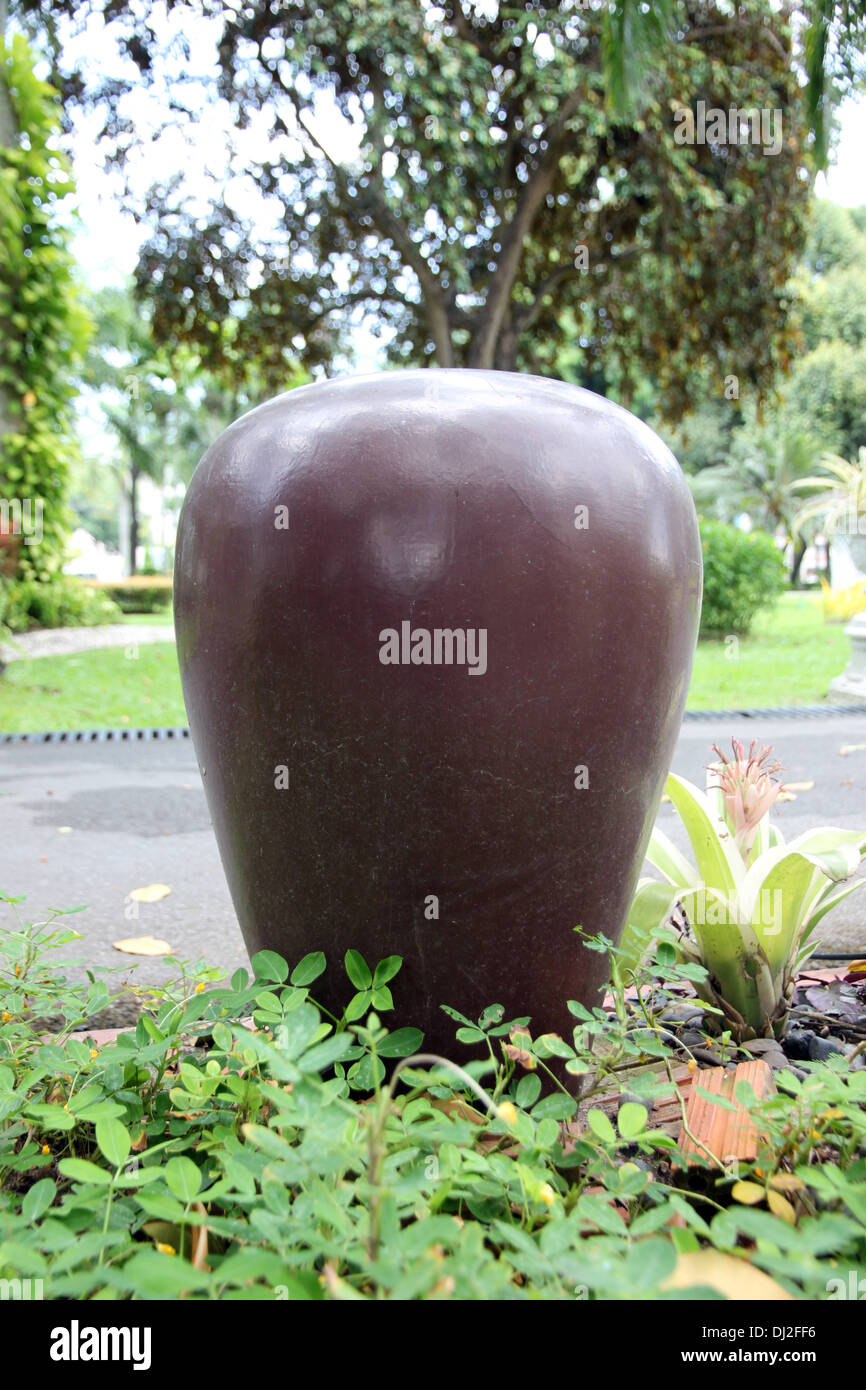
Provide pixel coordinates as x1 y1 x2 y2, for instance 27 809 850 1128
290 951 326 987
370 986 394 1011
646 824 701 888
57 1158 113 1186
372 955 402 988
113 1249 211 1297
95 1118 131 1170
343 991 371 1023
299 1033 359 1072
344 949 372 990
534 1117 560 1149
377 1027 424 1057
22 1177 56 1222
618 878 681 972
251 949 289 983
617 1101 648 1139
164 1156 202 1203
276 1002 322 1059
515 1074 542 1108
135 1191 188 1221
587 1108 617 1144
664 772 743 897
532 1093 577 1122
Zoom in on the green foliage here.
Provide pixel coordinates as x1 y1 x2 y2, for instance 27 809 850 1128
0 34 91 581
91 576 172 614
24 1 813 400
699 520 787 636
803 199 866 276
783 341 866 460
1 899 864 1300
623 764 866 1039
2 574 119 632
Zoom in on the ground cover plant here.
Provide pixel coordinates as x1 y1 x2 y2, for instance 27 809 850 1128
1 897 864 1301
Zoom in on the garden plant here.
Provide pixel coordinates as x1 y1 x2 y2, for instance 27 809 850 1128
1 890 865 1301
623 738 866 1039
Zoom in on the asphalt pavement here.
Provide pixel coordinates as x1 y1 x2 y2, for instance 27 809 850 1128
2 714 866 996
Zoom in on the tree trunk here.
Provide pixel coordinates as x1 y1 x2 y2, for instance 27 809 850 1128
790 534 807 586
129 465 139 576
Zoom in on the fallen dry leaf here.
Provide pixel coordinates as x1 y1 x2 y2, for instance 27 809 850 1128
840 744 866 756
112 936 174 956
782 781 814 792
731 1180 765 1206
129 883 172 903
767 1190 797 1224
768 1173 805 1193
776 791 797 802
661 1251 794 1300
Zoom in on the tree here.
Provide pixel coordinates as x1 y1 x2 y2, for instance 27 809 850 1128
686 417 824 581
10 1 824 415
783 201 866 458
0 15 90 581
82 284 306 572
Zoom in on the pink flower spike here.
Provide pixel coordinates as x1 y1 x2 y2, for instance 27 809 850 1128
706 738 784 856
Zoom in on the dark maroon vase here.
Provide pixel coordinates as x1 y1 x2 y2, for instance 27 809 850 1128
174 370 702 1055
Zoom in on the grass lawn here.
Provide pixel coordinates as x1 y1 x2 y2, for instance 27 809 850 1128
0 643 184 732
0 591 853 731
118 609 174 626
687 591 849 709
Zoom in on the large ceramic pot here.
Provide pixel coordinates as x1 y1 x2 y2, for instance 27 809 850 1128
174 370 702 1055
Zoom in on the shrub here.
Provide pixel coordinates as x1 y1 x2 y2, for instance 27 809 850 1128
699 519 787 636
2 576 120 633
89 576 173 614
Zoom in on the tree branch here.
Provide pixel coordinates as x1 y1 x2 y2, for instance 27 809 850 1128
467 86 585 368
267 61 454 365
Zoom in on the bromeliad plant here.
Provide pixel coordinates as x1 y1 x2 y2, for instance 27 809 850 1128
622 739 866 1041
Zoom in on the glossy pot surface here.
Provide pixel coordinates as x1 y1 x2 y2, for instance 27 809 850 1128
174 370 702 1053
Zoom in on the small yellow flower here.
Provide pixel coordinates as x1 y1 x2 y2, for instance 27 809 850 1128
195 982 206 994
155 1242 176 1256
14 966 20 976
496 1101 518 1126
41 1144 50 1155
754 1168 763 1178
1 1012 10 1022
538 1183 556 1207
687 1058 697 1074
90 1049 98 1059
821 1108 844 1121
811 1129 822 1142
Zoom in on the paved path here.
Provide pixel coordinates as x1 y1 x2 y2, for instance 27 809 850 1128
2 715 865 995
1 624 173 663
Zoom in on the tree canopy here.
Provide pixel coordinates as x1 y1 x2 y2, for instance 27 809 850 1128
10 0 841 415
